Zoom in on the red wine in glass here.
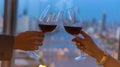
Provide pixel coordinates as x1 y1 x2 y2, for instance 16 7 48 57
39 24 57 32
64 26 82 35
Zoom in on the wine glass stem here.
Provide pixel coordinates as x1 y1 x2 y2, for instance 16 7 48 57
81 50 85 56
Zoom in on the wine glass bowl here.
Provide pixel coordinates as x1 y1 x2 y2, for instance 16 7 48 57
38 5 59 33
63 9 82 35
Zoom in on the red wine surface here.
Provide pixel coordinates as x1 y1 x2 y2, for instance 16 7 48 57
39 24 56 32
64 26 82 35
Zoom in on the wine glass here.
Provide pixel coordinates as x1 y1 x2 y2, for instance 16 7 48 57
62 8 87 61
28 5 59 59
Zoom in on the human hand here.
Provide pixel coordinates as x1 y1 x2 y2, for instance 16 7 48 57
14 31 44 51
72 30 104 61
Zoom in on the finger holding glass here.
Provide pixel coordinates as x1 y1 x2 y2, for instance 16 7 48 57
14 31 45 51
72 30 105 62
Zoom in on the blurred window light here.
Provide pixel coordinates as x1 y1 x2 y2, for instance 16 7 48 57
39 64 47 67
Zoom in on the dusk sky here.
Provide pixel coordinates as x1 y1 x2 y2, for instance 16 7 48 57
0 0 120 23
